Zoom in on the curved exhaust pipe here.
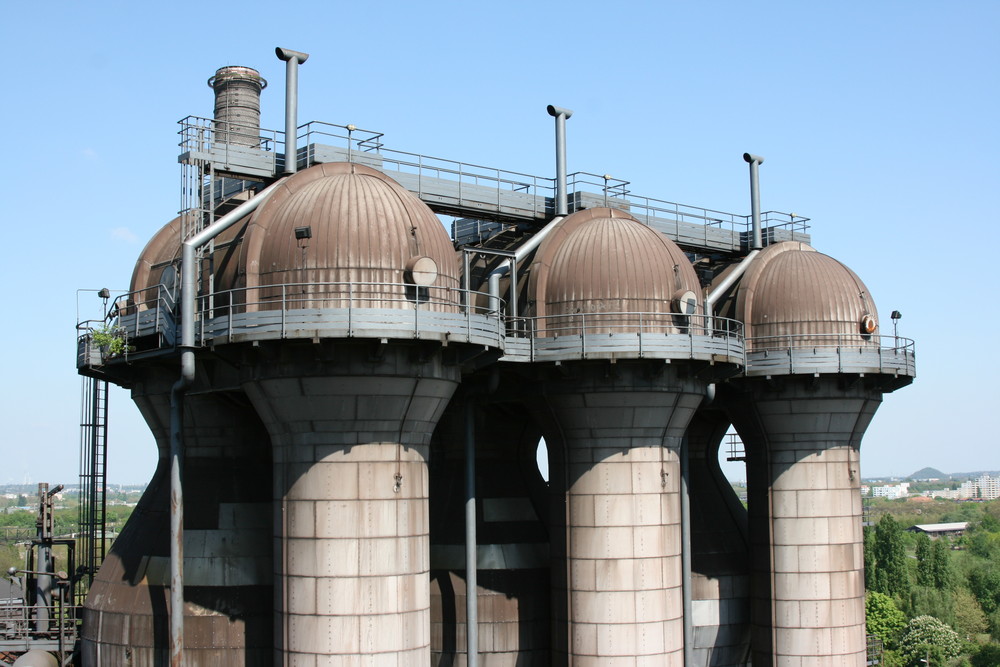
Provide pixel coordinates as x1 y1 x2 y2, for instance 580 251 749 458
276 47 310 174
547 105 573 216
704 153 767 331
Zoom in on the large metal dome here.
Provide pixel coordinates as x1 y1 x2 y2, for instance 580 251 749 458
129 215 180 298
530 207 701 334
129 213 246 314
736 241 879 345
234 162 460 311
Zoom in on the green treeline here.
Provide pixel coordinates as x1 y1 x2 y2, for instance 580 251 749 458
865 498 1000 666
0 504 135 573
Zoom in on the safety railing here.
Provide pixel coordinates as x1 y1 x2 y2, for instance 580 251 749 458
744 333 916 377
76 285 176 368
195 281 505 349
503 311 746 364
0 597 80 657
299 121 557 218
80 281 914 378
180 117 808 251
178 115 280 155
565 172 632 203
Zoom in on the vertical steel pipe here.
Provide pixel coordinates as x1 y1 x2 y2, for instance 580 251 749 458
168 377 187 667
276 48 310 174
507 257 518 332
546 105 573 216
465 399 479 667
170 180 285 666
743 153 765 250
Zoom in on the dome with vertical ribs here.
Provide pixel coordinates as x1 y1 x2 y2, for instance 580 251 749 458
529 208 701 334
736 241 879 347
234 162 460 311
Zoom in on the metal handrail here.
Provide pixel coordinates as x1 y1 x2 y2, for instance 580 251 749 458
178 116 808 238
196 281 494 315
744 332 916 377
517 311 745 339
747 332 914 353
504 311 745 364
178 115 280 154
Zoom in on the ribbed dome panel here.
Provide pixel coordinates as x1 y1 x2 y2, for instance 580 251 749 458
736 241 878 347
240 163 460 312
130 216 181 297
532 208 700 335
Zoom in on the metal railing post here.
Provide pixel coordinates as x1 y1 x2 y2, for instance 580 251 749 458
281 285 287 338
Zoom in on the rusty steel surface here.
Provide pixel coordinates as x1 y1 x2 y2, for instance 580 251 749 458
528 207 702 335
208 65 267 148
230 162 460 312
129 215 180 297
736 241 880 345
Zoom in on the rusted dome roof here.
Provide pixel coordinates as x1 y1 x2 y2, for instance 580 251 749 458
130 213 247 312
736 241 879 343
233 162 459 310
529 208 701 333
130 216 180 297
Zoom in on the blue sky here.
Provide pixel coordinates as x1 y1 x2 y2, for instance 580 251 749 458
1 2 996 484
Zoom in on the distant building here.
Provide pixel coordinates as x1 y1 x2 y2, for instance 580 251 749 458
924 475 1000 500
977 474 1000 500
870 482 910 499
907 522 969 538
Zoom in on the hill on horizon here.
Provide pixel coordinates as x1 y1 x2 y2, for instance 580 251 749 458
905 467 1000 480
907 467 948 479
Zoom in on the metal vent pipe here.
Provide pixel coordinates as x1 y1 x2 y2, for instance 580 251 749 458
704 154 766 330
743 153 764 250
170 178 286 666
276 47 310 174
546 105 573 216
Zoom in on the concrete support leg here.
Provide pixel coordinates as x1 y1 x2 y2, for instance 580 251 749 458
542 363 705 666
729 378 881 667
242 342 459 665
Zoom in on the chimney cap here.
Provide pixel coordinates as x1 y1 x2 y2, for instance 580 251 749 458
276 47 310 63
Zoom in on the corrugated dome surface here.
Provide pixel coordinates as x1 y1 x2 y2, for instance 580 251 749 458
736 241 878 347
130 216 180 300
530 208 701 334
130 214 247 314
236 162 460 312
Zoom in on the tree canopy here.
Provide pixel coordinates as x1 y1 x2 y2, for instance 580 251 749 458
897 615 962 666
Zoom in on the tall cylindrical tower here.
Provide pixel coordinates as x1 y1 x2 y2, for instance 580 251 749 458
234 162 465 664
724 241 914 666
526 208 743 665
208 65 267 147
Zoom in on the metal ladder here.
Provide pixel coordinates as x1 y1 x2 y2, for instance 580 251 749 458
77 377 109 603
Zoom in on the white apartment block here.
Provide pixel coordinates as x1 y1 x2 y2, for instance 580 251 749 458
871 482 910 499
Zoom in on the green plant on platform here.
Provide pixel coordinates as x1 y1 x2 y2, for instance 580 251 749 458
91 324 132 358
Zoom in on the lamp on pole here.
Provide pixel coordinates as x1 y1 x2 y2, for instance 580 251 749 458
891 310 902 347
